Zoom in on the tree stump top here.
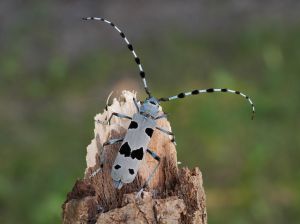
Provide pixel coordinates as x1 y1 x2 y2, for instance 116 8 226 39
62 91 207 224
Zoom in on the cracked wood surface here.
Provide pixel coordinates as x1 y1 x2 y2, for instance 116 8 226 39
62 91 207 224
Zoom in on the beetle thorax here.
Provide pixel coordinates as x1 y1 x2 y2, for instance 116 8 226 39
140 97 160 119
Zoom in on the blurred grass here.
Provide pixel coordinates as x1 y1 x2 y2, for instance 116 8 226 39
0 21 300 224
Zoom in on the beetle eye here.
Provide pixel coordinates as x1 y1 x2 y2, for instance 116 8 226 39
150 101 156 105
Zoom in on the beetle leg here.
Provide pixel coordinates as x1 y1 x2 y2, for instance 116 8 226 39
155 126 176 145
133 97 140 112
155 113 168 120
103 138 124 147
95 112 132 125
89 138 124 178
136 148 161 198
101 138 124 168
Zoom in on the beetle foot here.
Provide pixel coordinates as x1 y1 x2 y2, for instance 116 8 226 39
95 119 109 125
89 167 102 178
135 188 144 199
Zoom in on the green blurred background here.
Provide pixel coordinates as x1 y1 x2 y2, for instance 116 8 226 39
1 1 299 223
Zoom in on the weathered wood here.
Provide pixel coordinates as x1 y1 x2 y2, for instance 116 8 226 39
62 91 207 224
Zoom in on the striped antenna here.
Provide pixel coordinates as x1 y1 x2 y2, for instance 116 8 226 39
82 17 151 97
159 88 255 119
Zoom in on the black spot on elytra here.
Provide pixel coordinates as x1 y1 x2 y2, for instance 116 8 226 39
131 147 144 160
145 128 154 137
119 142 131 157
114 164 121 169
128 121 138 129
128 169 134 175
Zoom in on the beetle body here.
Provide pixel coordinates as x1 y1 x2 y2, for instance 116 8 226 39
111 113 156 189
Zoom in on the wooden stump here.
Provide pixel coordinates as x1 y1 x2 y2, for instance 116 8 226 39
62 91 207 224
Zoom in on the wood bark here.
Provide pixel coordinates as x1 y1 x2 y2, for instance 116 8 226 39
62 91 207 224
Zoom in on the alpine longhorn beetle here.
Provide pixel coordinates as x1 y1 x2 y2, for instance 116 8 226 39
83 17 255 197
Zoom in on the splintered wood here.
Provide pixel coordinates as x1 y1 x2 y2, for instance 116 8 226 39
62 91 207 224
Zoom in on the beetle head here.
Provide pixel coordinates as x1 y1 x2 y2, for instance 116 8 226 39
140 97 160 118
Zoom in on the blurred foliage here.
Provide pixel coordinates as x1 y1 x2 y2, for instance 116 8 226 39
1 6 300 224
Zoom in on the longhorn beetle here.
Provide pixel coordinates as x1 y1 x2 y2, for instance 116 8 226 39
83 17 255 197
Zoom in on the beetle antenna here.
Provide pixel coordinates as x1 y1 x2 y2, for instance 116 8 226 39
83 17 151 97
159 88 255 119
